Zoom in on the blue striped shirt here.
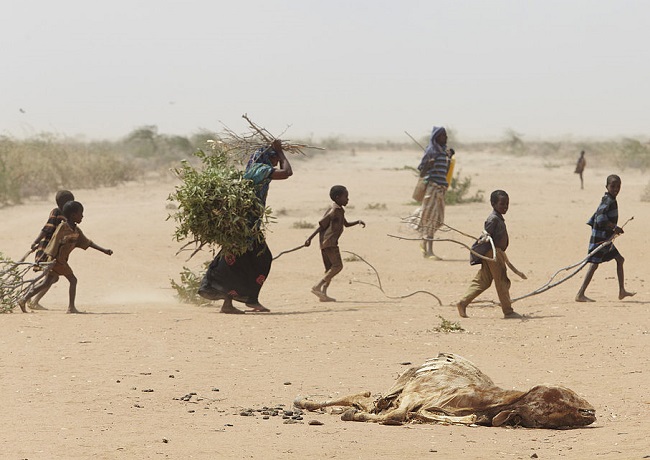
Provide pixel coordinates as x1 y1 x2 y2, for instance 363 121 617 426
586 193 619 263
418 149 450 187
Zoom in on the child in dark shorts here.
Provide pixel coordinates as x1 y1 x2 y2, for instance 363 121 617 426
575 174 635 302
305 185 365 302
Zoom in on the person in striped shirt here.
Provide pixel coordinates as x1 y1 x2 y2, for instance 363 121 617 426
416 126 454 259
575 174 635 302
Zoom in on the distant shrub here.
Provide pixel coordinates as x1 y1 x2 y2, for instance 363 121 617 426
617 138 650 172
365 202 387 210
0 134 139 205
121 125 195 167
642 180 650 202
446 172 484 205
502 129 528 156
292 220 315 229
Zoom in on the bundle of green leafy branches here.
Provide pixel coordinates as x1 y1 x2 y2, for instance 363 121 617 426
170 265 211 306
168 144 271 259
168 115 324 261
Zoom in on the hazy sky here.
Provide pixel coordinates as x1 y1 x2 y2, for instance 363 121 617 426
2 0 649 142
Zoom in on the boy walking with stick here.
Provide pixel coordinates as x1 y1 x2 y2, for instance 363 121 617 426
575 174 635 302
305 185 365 302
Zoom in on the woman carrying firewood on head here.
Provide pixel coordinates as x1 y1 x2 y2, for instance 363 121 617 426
198 139 293 314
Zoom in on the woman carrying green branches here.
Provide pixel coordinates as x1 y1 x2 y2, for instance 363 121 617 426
198 140 293 314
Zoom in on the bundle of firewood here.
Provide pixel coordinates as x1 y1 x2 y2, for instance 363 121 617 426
0 251 52 312
168 115 322 260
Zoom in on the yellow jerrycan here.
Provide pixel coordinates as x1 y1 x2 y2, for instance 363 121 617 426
446 156 456 184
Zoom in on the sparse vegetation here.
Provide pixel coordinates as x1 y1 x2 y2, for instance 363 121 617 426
543 161 562 169
616 138 650 172
170 264 211 306
343 254 361 262
1 127 647 208
503 129 528 156
365 202 387 210
292 220 315 229
433 315 465 333
445 172 484 205
642 181 650 202
0 134 138 205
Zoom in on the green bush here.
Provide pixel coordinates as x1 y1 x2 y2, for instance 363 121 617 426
446 172 484 205
433 315 465 333
170 265 210 306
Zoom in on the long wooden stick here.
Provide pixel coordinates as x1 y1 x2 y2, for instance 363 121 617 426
511 216 634 303
404 131 426 151
242 113 273 143
272 244 305 260
342 250 442 305
388 234 498 263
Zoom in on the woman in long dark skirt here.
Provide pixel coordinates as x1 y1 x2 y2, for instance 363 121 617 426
198 139 293 314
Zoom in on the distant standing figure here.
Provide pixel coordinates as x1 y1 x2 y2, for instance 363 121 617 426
305 185 365 302
575 174 635 302
19 201 113 314
456 190 522 319
27 189 75 310
415 126 454 259
575 150 586 189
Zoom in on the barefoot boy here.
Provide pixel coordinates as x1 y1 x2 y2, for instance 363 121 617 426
19 201 113 313
305 185 365 302
27 189 75 310
456 190 522 319
575 174 635 302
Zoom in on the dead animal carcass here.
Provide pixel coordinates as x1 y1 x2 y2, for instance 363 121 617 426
294 353 596 429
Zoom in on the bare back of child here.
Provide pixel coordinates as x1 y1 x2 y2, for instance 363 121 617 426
304 185 365 302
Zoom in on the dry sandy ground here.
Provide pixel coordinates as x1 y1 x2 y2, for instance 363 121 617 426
1 148 648 460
